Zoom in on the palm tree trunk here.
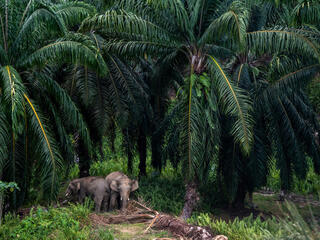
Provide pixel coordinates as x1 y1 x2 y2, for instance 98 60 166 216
232 184 246 209
138 129 147 177
78 139 90 178
108 121 116 153
124 128 134 174
151 134 163 171
0 172 3 225
99 141 104 162
181 181 200 220
0 192 3 225
151 95 164 171
127 146 133 174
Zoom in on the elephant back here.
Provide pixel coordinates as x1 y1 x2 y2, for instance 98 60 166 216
105 171 128 184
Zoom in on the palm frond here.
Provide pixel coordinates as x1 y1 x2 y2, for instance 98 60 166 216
0 45 8 65
247 27 320 61
19 40 108 76
292 0 320 25
200 0 249 48
270 63 320 93
209 55 253 154
81 10 178 42
15 7 67 49
0 107 9 173
36 71 92 152
0 66 26 136
24 94 62 200
80 10 180 57
141 0 190 34
51 1 96 28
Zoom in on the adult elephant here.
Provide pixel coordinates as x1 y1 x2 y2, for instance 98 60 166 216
105 172 138 211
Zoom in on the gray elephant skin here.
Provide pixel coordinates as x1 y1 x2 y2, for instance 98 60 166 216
65 176 110 212
105 171 138 211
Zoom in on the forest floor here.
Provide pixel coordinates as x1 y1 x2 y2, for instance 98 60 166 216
87 192 320 239
15 191 320 239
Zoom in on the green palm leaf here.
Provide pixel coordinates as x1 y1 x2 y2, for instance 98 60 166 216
209 55 253 154
24 94 62 200
52 1 96 28
37 72 92 152
247 28 320 61
19 40 108 76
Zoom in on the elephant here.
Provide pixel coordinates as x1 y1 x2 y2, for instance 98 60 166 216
105 171 139 211
65 176 97 202
65 176 110 212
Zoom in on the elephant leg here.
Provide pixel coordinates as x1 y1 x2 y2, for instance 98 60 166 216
102 194 110 212
78 189 85 204
94 195 103 213
109 192 118 211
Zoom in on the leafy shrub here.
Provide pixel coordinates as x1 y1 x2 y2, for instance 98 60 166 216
89 158 126 177
188 213 279 240
266 158 281 192
68 164 80 180
292 159 320 197
137 176 185 215
266 157 320 197
0 200 114 240
0 181 20 193
0 181 20 224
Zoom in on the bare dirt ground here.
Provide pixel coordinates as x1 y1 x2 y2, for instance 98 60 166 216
89 215 176 240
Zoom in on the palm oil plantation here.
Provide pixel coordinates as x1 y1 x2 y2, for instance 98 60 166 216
0 0 320 239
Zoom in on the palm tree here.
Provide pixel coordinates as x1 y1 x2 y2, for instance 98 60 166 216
217 0 320 208
80 0 255 218
0 0 105 209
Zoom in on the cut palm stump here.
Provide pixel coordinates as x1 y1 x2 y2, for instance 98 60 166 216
89 200 228 240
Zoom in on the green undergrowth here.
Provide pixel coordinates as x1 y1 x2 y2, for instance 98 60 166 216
189 213 279 240
1 198 319 240
189 202 320 240
0 200 114 240
267 157 320 197
137 175 185 216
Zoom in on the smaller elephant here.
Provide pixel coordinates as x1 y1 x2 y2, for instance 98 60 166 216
65 176 97 203
65 176 110 212
105 171 138 211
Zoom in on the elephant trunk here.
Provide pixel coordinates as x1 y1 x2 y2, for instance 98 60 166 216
120 192 130 211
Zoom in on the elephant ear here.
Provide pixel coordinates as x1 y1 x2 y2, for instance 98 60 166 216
131 180 139 192
110 180 119 192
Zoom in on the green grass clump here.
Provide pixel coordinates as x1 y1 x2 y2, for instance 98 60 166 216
0 201 114 240
137 176 185 215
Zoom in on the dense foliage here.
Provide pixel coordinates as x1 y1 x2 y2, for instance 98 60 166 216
0 0 319 224
0 201 114 240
